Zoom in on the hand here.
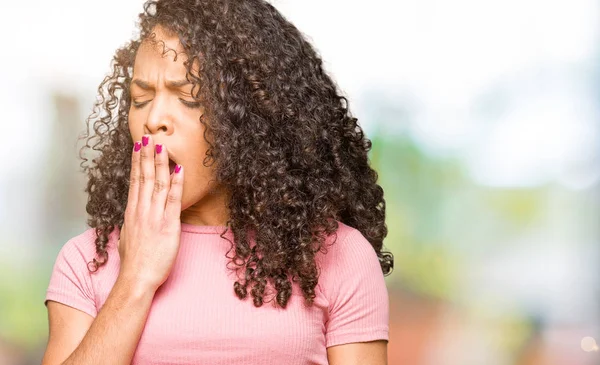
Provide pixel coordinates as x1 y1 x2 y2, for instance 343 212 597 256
117 135 184 292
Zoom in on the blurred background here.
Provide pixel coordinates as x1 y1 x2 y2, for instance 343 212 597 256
0 0 599 364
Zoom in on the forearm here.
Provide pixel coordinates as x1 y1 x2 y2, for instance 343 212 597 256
62 276 156 365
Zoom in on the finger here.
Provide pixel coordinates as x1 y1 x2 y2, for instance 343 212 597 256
137 134 156 215
117 222 125 251
127 140 143 214
151 143 171 221
164 164 183 222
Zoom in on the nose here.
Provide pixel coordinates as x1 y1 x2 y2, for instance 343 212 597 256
144 98 173 135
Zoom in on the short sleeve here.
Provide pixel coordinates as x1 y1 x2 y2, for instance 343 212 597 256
322 227 389 348
45 235 98 318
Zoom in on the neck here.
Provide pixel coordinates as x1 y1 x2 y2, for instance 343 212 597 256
180 185 230 226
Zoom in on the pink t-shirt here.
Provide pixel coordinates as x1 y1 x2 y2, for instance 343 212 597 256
45 220 389 364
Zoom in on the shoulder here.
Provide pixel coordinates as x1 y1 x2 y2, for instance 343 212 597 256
315 221 389 347
54 226 119 265
316 221 381 271
57 228 97 259
315 221 385 294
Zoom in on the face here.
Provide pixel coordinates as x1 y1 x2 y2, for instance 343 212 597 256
128 25 229 226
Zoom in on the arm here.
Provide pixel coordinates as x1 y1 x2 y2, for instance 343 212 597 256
42 276 156 365
43 136 184 364
327 340 388 365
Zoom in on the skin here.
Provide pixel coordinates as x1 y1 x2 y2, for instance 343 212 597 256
42 25 387 365
129 25 230 227
328 341 388 365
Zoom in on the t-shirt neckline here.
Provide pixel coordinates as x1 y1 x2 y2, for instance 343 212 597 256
180 222 230 234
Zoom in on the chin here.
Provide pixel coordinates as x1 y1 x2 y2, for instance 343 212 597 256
179 196 195 212
179 192 204 212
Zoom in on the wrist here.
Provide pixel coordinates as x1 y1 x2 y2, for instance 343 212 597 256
116 272 160 298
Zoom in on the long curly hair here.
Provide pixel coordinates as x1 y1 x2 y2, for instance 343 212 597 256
79 0 393 309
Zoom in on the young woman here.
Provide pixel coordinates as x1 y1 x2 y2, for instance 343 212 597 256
42 0 394 364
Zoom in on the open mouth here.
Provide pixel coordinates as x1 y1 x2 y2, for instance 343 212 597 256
169 159 176 174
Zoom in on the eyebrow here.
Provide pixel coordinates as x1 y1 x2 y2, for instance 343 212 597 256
131 78 192 90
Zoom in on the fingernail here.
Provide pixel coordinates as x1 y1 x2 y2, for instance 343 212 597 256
175 165 182 174
134 142 142 152
142 135 149 146
155 144 163 154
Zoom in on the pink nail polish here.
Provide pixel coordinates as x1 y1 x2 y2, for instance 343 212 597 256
142 136 149 146
155 144 162 154
134 142 142 152
174 165 182 174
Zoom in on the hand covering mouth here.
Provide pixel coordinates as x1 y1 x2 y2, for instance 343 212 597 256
158 145 177 174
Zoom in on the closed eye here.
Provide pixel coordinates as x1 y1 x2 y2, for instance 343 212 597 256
180 99 202 109
132 100 150 109
130 99 201 109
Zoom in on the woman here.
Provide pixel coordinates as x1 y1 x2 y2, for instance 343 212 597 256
42 0 394 364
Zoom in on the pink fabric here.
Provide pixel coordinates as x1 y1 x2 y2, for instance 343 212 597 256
45 221 389 364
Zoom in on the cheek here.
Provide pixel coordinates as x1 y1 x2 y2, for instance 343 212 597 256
181 165 217 192
127 110 146 141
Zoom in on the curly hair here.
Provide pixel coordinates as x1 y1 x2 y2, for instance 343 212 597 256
79 0 394 309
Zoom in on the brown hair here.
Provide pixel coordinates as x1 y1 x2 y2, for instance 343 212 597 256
79 0 393 309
